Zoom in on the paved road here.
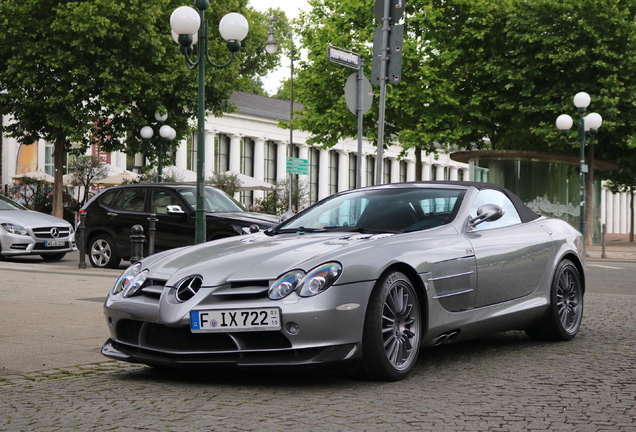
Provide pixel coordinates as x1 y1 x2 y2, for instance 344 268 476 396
0 257 634 431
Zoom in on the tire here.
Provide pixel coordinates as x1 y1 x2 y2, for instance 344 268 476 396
360 271 422 381
41 253 66 261
525 259 583 341
88 234 121 269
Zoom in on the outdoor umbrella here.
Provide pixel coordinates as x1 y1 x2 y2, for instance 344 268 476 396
94 171 139 186
225 172 274 191
12 170 55 184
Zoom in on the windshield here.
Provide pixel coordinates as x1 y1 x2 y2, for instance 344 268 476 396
178 187 246 212
0 195 27 210
278 187 464 234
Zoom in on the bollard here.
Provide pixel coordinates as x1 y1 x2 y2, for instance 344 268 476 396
130 224 145 263
148 213 157 256
77 210 87 269
601 223 607 259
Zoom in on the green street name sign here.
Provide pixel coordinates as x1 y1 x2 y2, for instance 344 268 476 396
286 157 309 175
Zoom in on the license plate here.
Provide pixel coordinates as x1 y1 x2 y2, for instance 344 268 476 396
190 308 281 333
45 240 65 247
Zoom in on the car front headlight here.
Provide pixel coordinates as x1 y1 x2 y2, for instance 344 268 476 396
1 223 28 236
268 262 343 300
112 263 149 298
297 262 342 297
268 270 304 300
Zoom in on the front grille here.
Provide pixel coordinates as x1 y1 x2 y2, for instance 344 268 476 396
33 227 71 239
116 319 292 353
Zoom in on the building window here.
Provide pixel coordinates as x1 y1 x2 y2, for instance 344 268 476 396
458 169 464 181
383 159 392 184
215 134 230 173
431 164 437 181
264 141 277 183
44 142 54 176
349 154 357 189
328 151 339 195
240 138 255 204
309 147 319 203
366 156 375 186
399 161 407 182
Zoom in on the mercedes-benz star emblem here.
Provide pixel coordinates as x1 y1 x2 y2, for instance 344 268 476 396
175 276 203 303
50 228 60 238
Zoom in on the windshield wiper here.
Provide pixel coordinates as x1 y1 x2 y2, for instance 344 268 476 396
264 226 323 236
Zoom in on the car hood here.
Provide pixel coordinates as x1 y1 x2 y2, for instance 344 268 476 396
144 231 396 286
0 210 71 227
207 211 278 227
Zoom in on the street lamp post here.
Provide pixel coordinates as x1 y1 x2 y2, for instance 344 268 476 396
140 112 176 182
556 92 603 242
170 2 249 244
265 15 294 212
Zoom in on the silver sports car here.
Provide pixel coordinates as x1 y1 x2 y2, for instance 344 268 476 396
102 181 585 381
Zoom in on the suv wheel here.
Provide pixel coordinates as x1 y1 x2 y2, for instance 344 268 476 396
88 234 121 268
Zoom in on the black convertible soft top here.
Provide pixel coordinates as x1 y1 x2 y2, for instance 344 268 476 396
411 181 542 223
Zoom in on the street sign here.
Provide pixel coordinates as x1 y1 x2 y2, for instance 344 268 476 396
286 157 309 175
374 0 406 24
373 25 403 56
327 46 361 69
372 53 402 84
345 73 373 115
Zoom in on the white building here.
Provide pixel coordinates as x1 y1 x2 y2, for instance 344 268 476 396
1 92 632 236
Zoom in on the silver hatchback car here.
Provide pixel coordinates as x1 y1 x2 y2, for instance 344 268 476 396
0 194 76 261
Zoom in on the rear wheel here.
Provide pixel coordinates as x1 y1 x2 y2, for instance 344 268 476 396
88 234 121 268
41 253 66 261
525 259 583 341
360 271 422 381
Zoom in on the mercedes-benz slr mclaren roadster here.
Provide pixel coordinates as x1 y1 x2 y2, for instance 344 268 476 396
102 181 585 381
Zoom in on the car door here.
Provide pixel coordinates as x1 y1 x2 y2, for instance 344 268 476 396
149 189 194 252
465 189 553 308
105 187 149 256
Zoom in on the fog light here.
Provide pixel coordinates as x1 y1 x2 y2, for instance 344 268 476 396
285 322 300 335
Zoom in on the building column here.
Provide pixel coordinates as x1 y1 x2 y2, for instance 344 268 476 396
435 163 445 181
422 162 431 181
204 130 216 179
338 151 348 192
298 145 309 181
229 134 242 174
175 138 188 171
406 160 416 182
449 165 459 181
390 158 400 184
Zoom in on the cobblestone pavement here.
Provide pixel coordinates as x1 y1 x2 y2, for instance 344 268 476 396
1 292 634 432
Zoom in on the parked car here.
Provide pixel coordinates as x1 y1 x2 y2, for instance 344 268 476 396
101 181 585 381
80 184 278 268
0 194 76 261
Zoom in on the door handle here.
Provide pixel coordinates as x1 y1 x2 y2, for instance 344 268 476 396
107 212 118 217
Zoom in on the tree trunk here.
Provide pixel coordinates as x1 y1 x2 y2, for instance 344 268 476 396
585 144 595 245
52 136 65 218
415 147 422 181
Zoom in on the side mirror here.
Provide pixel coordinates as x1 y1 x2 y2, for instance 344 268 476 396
469 204 504 228
166 205 185 214
279 210 296 223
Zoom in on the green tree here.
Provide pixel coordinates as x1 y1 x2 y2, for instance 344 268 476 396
0 0 283 219
66 155 109 205
207 171 243 196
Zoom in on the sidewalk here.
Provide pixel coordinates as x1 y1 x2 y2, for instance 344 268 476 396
586 235 636 262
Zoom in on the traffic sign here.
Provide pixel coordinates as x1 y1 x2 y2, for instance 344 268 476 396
345 73 373 115
374 0 405 24
327 46 361 70
286 157 309 175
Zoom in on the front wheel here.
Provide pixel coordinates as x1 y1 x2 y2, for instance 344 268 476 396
88 234 121 268
360 271 422 381
525 259 583 341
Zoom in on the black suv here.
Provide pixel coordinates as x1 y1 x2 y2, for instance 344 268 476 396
80 184 278 268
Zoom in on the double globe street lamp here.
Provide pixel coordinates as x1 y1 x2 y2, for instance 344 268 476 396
140 112 176 182
170 1 249 244
555 92 603 242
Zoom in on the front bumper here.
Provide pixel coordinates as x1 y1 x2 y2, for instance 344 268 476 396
102 280 374 368
102 338 361 368
0 232 76 257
